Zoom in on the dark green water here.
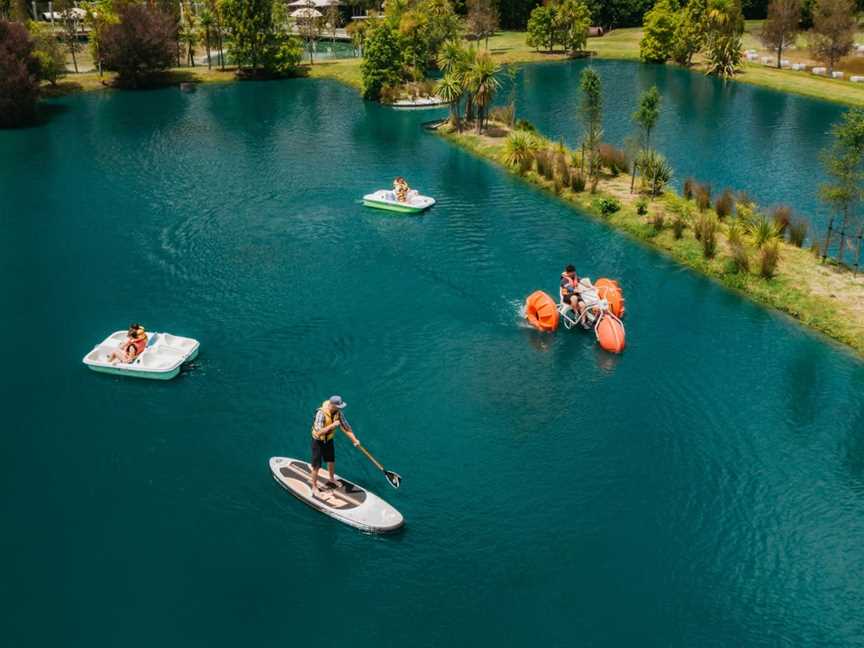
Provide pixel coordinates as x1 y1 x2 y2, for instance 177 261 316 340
512 60 846 229
2 78 864 648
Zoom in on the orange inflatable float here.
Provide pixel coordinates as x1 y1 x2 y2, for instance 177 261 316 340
524 290 559 332
595 314 626 353
595 278 625 318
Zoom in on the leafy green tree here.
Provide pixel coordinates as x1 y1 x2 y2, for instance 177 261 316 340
672 0 707 65
556 0 592 53
630 85 661 192
526 4 556 51
220 0 273 71
361 21 404 100
760 0 801 68
579 67 603 191
820 108 864 265
639 0 679 63
28 20 66 86
810 0 856 74
220 0 300 76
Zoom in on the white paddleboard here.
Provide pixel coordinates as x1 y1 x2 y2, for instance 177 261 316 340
269 457 404 533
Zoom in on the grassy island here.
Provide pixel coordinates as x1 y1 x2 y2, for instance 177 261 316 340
436 121 864 357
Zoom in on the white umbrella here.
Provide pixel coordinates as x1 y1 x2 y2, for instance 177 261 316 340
287 0 315 6
291 7 323 18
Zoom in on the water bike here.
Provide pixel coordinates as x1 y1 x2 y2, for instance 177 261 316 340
524 278 626 354
362 189 435 214
82 330 200 380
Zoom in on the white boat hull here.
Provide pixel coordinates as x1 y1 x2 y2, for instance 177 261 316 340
82 331 200 380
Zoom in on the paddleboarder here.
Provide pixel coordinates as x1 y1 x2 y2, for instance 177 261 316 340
310 395 360 497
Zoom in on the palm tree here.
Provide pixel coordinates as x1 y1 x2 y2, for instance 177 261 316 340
437 39 467 75
467 52 501 134
199 8 214 70
436 73 465 130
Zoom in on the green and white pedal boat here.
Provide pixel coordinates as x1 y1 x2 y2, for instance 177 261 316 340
82 330 200 380
362 189 435 214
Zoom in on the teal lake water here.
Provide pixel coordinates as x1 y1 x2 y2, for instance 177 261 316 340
2 75 864 647
512 60 845 229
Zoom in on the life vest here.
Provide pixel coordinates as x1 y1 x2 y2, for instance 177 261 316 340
126 334 148 358
311 401 342 441
560 272 579 300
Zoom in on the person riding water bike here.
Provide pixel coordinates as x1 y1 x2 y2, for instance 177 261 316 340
106 323 148 364
560 265 587 320
310 395 360 498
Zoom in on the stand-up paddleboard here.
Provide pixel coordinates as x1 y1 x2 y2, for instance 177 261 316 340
269 457 404 533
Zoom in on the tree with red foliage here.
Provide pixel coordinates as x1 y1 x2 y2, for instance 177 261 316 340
101 3 178 87
0 20 41 128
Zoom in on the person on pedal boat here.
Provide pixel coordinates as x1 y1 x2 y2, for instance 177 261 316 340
106 323 148 364
310 395 360 498
393 176 410 202
560 265 587 318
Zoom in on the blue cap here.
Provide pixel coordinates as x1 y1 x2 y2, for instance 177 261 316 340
329 395 347 409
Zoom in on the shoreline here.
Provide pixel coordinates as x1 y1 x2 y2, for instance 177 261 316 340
435 122 864 358
37 30 864 109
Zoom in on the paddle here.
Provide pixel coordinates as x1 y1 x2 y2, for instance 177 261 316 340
355 443 402 489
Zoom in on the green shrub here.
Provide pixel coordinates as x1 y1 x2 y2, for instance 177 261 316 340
715 189 734 218
638 150 673 196
553 178 562 195
759 241 781 278
570 171 586 192
727 219 743 246
749 215 781 248
636 197 649 216
597 197 621 217
514 118 536 132
503 131 538 173
652 212 666 231
788 219 809 248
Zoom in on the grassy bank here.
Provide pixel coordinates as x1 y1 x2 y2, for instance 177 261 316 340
437 122 864 357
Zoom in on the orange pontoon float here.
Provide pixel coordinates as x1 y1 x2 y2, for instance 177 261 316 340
524 290 559 332
595 278 625 318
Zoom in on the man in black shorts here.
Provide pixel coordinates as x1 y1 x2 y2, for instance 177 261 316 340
310 395 360 497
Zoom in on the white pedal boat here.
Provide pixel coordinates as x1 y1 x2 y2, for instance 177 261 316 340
269 457 404 533
362 189 435 214
82 331 200 380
